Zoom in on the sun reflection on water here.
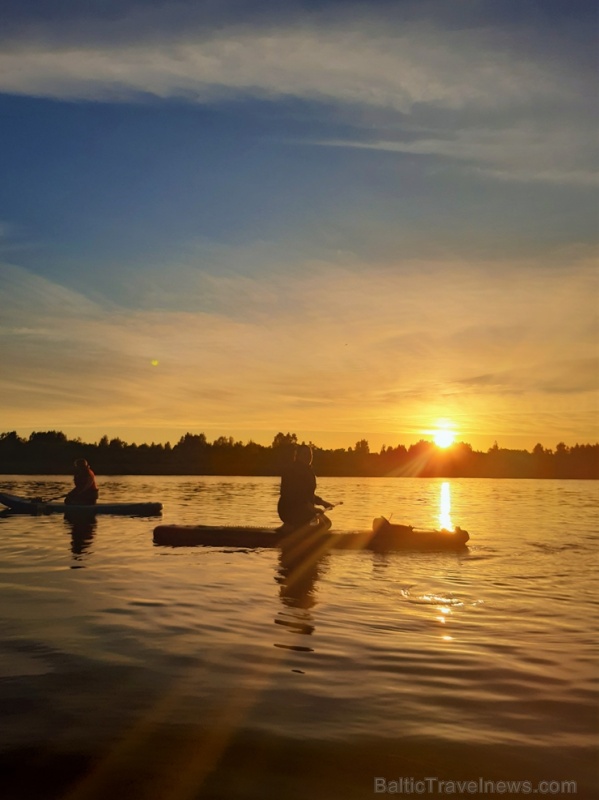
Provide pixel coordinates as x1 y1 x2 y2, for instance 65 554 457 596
439 481 453 531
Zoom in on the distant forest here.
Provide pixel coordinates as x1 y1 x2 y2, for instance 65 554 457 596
0 431 597 479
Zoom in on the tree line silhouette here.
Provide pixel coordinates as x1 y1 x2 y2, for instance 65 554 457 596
0 430 597 479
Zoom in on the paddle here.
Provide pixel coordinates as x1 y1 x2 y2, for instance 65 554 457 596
32 493 68 503
311 500 342 525
316 500 342 514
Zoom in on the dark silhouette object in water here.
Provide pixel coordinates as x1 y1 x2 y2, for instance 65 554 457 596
277 444 333 530
65 459 98 506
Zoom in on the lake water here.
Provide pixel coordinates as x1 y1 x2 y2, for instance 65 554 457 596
0 475 597 799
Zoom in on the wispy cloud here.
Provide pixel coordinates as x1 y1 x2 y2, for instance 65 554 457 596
1 251 596 447
313 125 598 186
1 3 596 449
1 11 593 189
0 21 577 109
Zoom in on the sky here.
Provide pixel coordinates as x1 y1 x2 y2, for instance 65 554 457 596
0 0 597 453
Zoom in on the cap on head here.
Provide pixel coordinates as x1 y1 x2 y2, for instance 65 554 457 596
74 458 88 468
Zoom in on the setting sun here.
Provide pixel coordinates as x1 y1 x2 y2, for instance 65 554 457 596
433 429 455 448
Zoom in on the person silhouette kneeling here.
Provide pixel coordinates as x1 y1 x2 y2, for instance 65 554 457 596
277 444 332 531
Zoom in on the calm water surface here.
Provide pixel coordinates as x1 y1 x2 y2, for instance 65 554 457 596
0 476 597 799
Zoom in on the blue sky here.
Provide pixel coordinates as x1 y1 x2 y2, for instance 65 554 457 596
1 0 597 451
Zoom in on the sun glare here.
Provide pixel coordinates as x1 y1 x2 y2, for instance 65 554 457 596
433 429 455 448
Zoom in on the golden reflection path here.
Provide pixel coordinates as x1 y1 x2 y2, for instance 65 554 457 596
439 481 453 531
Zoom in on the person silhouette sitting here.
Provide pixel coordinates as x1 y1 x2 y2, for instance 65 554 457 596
65 458 99 505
